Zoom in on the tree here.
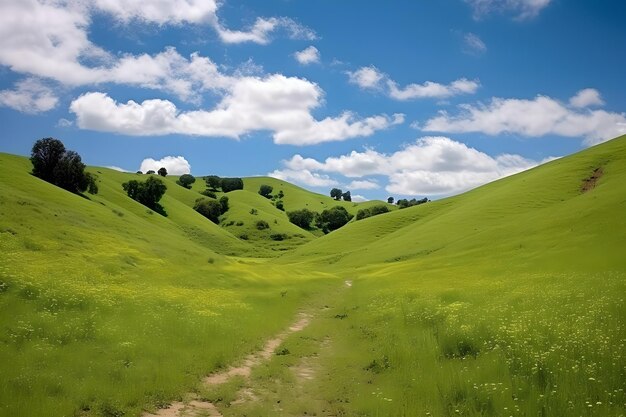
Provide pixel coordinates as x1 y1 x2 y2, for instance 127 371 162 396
194 199 222 224
387 197 394 204
221 177 244 193
219 196 229 214
85 173 98 195
146 170 156 175
205 175 221 191
157 167 167 177
30 138 96 194
136 171 143 174
275 201 284 211
316 206 353 232
177 174 195 189
287 209 315 229
330 188 343 200
256 220 270 230
277 190 284 199
30 138 66 182
122 176 167 215
258 184 273 198
342 191 352 202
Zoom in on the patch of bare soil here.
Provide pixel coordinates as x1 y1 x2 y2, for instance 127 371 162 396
581 167 604 192
142 312 312 417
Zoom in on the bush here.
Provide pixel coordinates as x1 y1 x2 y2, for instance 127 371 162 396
287 209 315 229
30 138 97 195
157 167 167 177
275 200 284 211
259 184 273 198
146 170 155 175
250 208 258 215
270 233 288 241
122 177 167 216
221 177 243 193
316 206 353 232
219 196 229 214
194 199 222 224
200 190 217 198
397 197 429 209
356 205 389 221
176 174 195 189
256 220 270 230
239 233 249 240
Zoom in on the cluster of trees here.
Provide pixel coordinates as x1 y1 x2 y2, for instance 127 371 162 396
122 176 167 216
287 206 353 233
258 185 285 211
30 138 98 195
330 188 352 202
176 174 195 189
356 205 390 221
203 175 244 193
397 197 429 209
193 195 229 224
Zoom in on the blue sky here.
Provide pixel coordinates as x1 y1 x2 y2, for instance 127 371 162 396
1 0 625 201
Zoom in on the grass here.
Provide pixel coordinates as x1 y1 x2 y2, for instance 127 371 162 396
0 135 625 416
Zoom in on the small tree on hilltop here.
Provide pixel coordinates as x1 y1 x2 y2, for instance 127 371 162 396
221 177 244 193
330 188 343 200
30 138 66 182
146 170 155 175
259 184 273 198
387 196 394 204
177 174 195 189
157 167 167 177
342 191 352 202
205 175 221 191
122 176 167 216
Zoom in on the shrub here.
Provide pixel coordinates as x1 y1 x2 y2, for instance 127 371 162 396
258 184 273 198
176 174 195 189
239 233 249 240
194 199 222 224
219 196 229 214
250 208 258 215
256 220 270 230
287 209 315 229
157 167 167 177
200 190 217 198
270 233 288 241
146 170 155 174
356 205 389 221
275 200 284 211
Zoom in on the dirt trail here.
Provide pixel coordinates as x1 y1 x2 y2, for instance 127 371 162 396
142 313 312 417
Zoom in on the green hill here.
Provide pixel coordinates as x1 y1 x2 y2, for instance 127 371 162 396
0 136 624 417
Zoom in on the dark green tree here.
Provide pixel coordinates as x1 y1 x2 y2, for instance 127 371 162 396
387 196 394 204
146 170 156 175
275 201 284 211
30 138 66 182
330 188 343 200
221 177 244 193
258 184 273 198
122 177 167 215
205 175 221 191
277 190 284 199
157 167 167 177
194 199 222 224
219 196 229 214
316 206 353 232
176 174 195 189
287 209 315 229
342 191 352 202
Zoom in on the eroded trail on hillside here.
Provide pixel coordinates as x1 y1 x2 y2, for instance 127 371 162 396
142 313 313 417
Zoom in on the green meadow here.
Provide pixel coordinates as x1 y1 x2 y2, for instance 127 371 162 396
1 136 625 416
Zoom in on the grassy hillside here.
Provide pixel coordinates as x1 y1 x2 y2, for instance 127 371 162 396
0 136 625 417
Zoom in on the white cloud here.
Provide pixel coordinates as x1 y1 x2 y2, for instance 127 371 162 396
465 0 552 20
347 66 385 90
106 165 128 172
347 180 379 190
463 33 487 55
569 88 604 108
0 78 59 114
268 169 338 187
388 78 480 100
278 137 548 196
348 66 479 100
294 46 320 65
57 118 73 127
140 156 191 175
69 76 404 145
422 92 626 145
351 194 368 202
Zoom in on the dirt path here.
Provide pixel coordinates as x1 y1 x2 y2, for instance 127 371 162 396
142 312 312 417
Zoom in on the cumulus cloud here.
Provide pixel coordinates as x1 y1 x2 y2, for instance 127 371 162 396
347 180 379 190
0 0 315 103
294 46 320 65
422 91 626 145
351 194 368 202
465 0 552 20
268 169 338 187
0 78 58 113
278 137 548 196
463 33 487 55
57 118 73 127
140 156 191 175
69 79 404 145
347 66 479 100
569 88 604 108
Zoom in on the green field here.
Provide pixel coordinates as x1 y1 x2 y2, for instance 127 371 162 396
1 136 625 416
